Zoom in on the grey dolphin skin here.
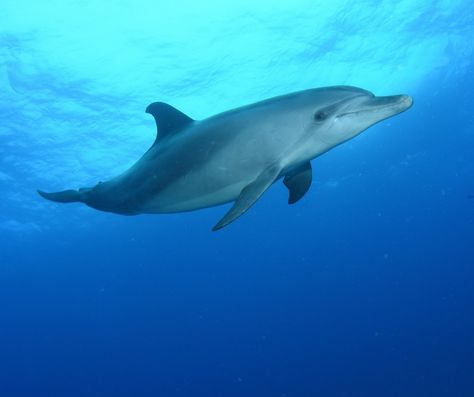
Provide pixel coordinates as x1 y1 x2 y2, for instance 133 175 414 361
39 86 413 230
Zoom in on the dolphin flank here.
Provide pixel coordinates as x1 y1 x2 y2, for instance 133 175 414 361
38 86 413 230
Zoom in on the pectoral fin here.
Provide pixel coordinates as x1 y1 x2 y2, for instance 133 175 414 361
212 165 281 231
283 162 312 204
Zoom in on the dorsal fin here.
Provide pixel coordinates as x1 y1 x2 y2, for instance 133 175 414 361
145 102 194 142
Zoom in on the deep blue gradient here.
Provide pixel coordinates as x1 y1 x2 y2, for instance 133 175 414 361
1 1 474 396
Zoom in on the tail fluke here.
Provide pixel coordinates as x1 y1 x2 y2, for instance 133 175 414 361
38 189 84 203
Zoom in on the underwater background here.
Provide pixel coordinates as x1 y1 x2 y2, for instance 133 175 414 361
1 0 474 396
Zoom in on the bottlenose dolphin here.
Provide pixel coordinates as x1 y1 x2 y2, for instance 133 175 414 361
39 86 413 230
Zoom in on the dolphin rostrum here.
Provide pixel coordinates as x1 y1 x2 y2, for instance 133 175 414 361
38 86 413 230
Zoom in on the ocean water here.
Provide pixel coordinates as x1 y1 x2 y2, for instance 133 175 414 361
1 0 473 396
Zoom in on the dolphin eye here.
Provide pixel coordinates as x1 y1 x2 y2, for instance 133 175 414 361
314 111 328 122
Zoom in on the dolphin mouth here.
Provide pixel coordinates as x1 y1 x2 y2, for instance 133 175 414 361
338 94 413 119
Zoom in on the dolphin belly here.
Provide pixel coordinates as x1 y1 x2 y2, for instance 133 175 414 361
136 135 272 213
141 181 245 213
139 160 258 213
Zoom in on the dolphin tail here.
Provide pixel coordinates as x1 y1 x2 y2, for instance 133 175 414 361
38 188 90 203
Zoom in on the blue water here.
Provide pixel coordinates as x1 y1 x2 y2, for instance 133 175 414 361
1 1 474 396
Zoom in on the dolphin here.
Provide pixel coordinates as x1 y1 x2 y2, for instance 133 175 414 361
38 86 413 230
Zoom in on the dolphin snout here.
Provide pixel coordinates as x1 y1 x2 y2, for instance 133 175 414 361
369 94 413 113
399 94 413 109
391 94 413 109
373 94 412 105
